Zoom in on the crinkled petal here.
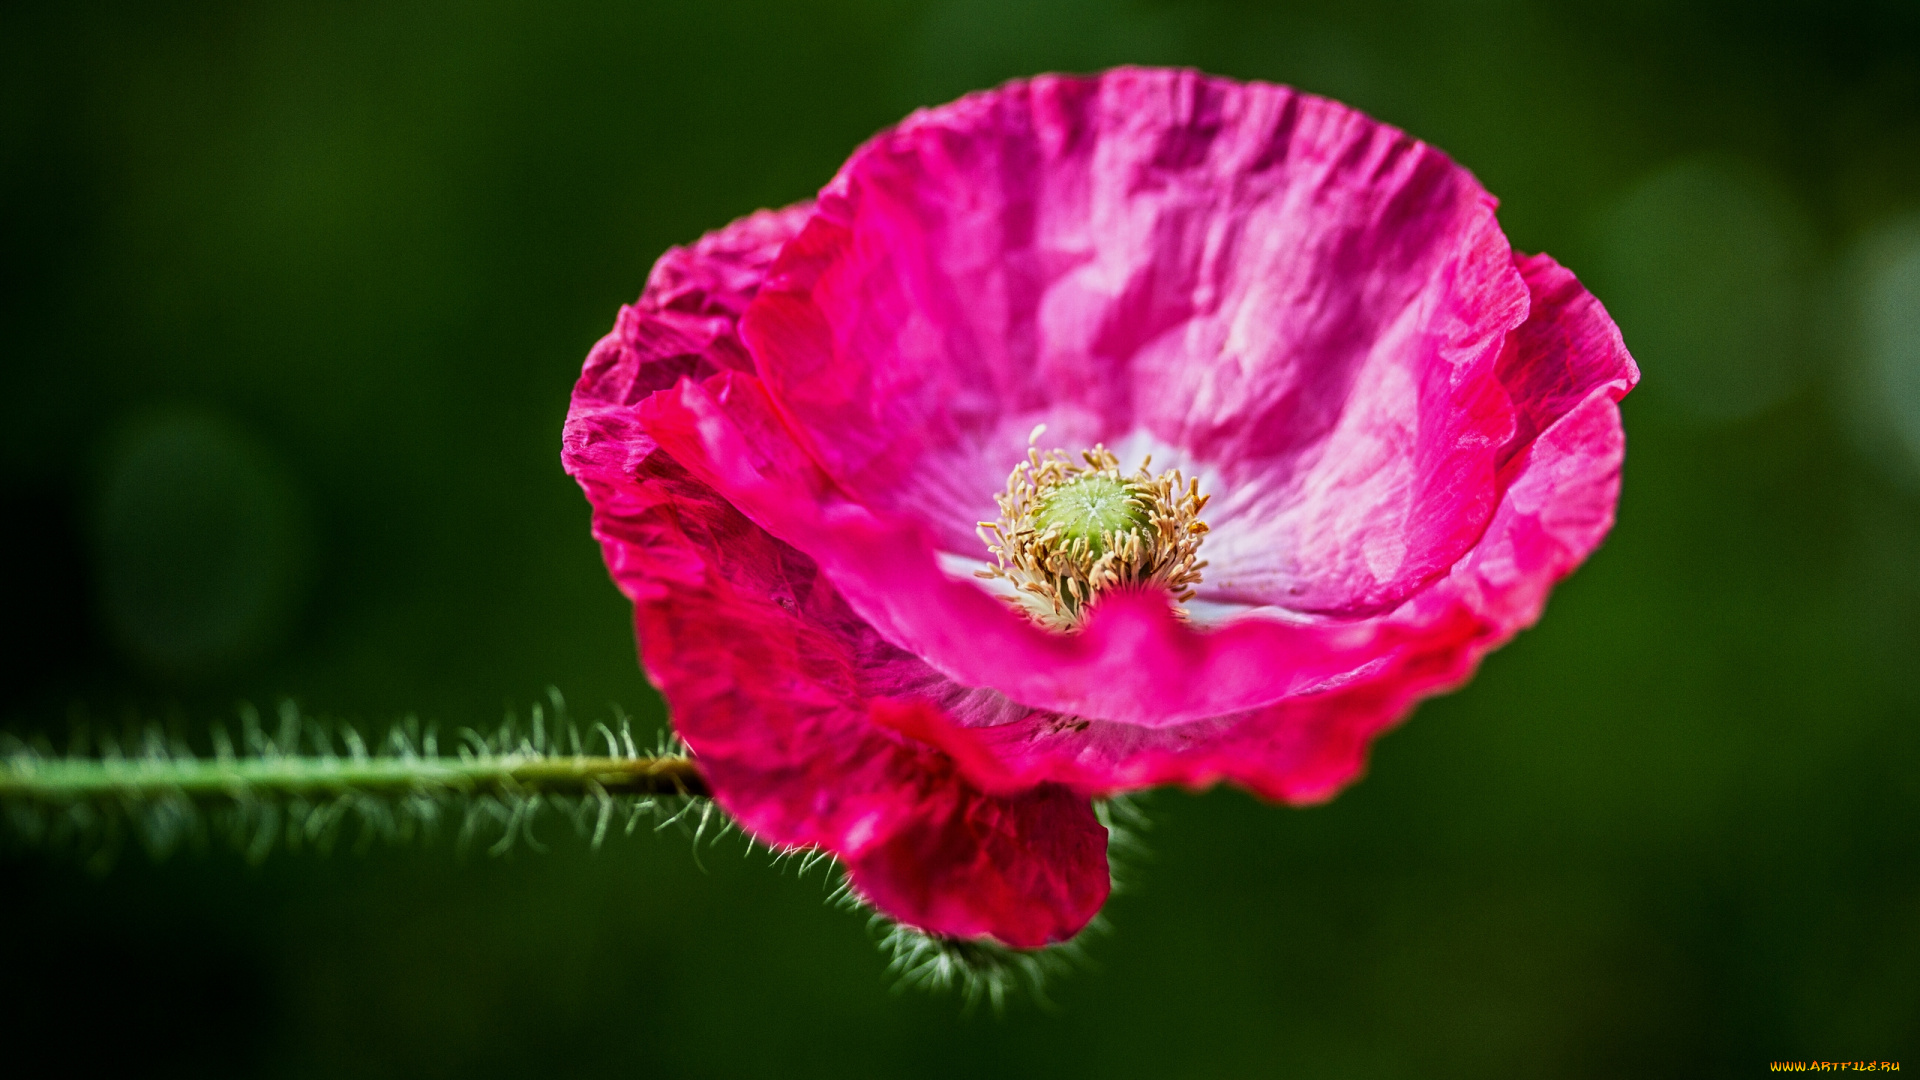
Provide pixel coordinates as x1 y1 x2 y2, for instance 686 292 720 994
745 68 1524 608
834 251 1637 802
579 205 809 415
706 69 1533 722
564 208 1109 946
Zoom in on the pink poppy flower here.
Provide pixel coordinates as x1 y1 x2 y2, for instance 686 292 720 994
563 68 1636 949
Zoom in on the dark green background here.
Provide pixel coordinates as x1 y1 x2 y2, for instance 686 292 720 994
5 1 1918 1075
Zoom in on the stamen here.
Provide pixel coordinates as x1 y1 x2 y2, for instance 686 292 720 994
977 444 1209 631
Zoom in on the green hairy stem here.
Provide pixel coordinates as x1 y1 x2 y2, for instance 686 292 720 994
0 752 707 802
1 693 1127 1007
0 694 717 866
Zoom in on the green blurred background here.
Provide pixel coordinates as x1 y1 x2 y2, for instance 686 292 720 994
4 1 1918 1075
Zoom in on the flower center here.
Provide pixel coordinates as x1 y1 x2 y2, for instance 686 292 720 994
977 444 1209 631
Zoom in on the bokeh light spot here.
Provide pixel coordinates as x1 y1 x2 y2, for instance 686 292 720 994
93 409 311 678
1846 217 1920 484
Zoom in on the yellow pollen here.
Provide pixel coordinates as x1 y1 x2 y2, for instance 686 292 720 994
975 444 1209 631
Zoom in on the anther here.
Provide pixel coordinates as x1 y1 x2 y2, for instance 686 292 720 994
978 443 1209 631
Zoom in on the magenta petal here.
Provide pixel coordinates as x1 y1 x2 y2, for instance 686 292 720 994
845 249 1636 803
564 207 1109 945
745 68 1526 612
846 705 1108 949
685 69 1542 722
578 204 812 417
845 785 1107 951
